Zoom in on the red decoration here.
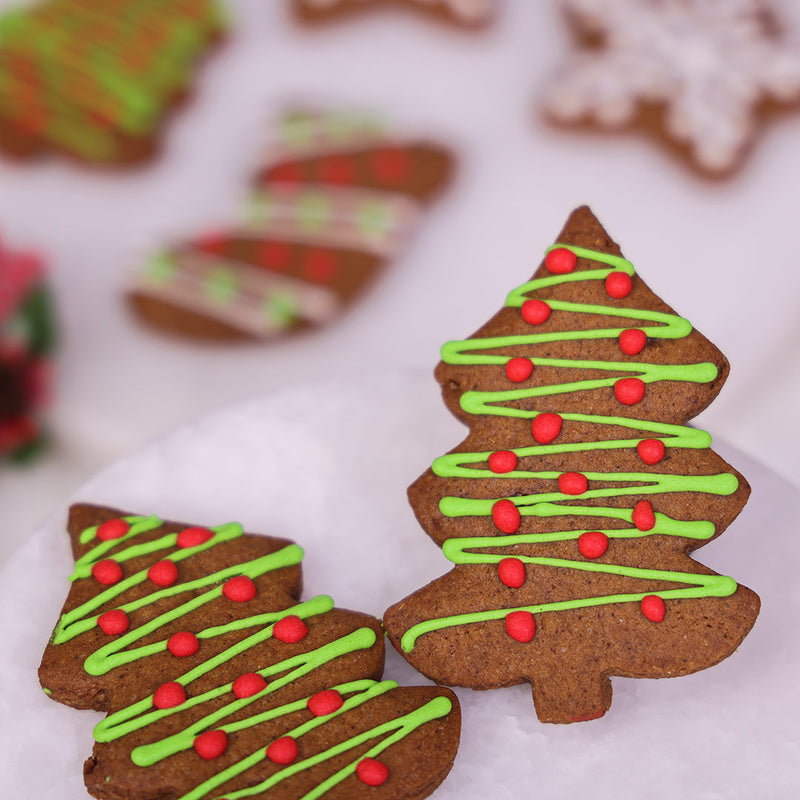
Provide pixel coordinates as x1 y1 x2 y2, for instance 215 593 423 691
273 615 309 643
97 609 129 635
92 559 123 586
498 557 526 589
194 730 228 760
153 681 187 709
96 518 130 542
356 758 390 787
232 673 267 699
266 162 303 183
531 413 563 444
641 595 666 622
544 247 577 274
319 154 355 185
632 500 656 531
578 531 608 559
194 231 228 256
619 328 646 356
307 689 344 717
177 527 214 548
505 357 534 383
223 576 257 603
637 439 666 465
488 450 518 474
371 147 410 184
148 560 178 587
303 248 337 283
505 610 536 642
605 271 633 299
491 499 521 534
259 240 292 271
167 631 200 658
614 377 646 405
558 472 588 495
266 736 298 765
521 299 551 325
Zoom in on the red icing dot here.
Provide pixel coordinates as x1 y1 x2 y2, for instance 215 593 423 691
578 531 608 559
148 560 178 587
167 631 200 658
232 672 267 699
356 758 390 787
498 557 526 588
491 499 521 534
544 247 577 274
531 413 563 444
614 377 646 405
558 472 588 495
273 615 309 643
488 450 518 473
632 500 656 531
259 240 292 271
195 232 228 255
371 147 410 184
97 609 129 635
194 730 228 760
266 162 303 183
97 519 130 542
303 248 338 283
223 576 257 603
521 298 551 325
266 736 298 765
637 439 666 465
605 271 633 299
619 328 646 356
177 527 214 548
319 154 355 185
92 559 123 586
505 357 534 383
307 689 344 716
153 681 186 709
641 595 666 622
505 610 536 642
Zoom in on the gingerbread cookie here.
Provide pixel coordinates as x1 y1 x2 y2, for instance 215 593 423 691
383 206 760 723
128 109 455 340
39 503 460 800
542 0 800 177
0 0 225 165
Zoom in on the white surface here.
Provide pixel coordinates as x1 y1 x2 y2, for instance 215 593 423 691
1 4 800 559
0 372 796 800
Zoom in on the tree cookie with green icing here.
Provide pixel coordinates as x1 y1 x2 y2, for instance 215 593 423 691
383 205 760 724
39 503 460 800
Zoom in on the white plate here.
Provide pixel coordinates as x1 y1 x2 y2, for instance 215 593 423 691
1 372 797 799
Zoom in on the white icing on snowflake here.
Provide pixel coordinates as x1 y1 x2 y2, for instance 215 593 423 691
545 0 800 171
301 0 495 24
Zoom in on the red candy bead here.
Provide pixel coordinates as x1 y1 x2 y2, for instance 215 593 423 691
307 689 344 717
266 737 298 765
320 155 355 185
233 672 267 699
492 499 521 533
371 147 410 184
356 758 390 787
259 240 292 271
641 595 666 622
532 413 563 444
153 682 187 709
304 248 337 283
637 439 666 465
195 232 228 255
97 518 130 542
605 271 633 299
619 328 646 356
148 560 178 587
488 450 518 473
97 609 129 635
177 527 214 548
521 299 551 325
92 559 123 586
578 531 608 559
273 615 309 643
168 631 200 658
632 500 656 531
266 162 302 183
194 730 228 760
614 377 646 405
498 557 526 589
558 472 588 495
223 576 257 603
544 247 577 274
505 610 536 642
505 357 534 383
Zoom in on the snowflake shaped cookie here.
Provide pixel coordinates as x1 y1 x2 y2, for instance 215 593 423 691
544 0 800 174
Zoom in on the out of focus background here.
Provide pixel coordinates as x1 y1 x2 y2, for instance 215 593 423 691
2 0 800 563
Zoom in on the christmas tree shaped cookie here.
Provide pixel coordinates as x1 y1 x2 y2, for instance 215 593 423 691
384 206 760 723
40 503 459 799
